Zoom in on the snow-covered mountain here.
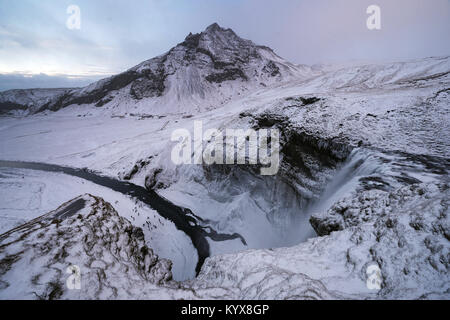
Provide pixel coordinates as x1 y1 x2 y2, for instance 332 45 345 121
0 23 311 115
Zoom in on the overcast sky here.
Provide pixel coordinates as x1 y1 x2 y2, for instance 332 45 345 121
0 0 449 91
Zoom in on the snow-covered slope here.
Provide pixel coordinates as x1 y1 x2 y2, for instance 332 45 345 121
305 56 450 93
0 167 198 281
0 88 76 115
0 194 173 299
310 56 450 91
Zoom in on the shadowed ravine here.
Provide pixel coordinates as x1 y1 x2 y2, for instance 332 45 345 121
0 160 247 275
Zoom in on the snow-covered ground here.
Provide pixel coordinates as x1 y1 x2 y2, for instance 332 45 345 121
0 168 197 281
0 194 177 299
189 181 449 299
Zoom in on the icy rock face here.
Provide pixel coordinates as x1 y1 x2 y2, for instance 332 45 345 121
0 194 172 299
251 111 352 198
0 23 309 115
191 182 449 299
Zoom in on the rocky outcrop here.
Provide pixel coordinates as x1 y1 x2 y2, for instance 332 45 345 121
310 182 449 299
249 110 352 201
190 182 449 299
0 194 172 299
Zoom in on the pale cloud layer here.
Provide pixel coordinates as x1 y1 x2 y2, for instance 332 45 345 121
0 0 449 91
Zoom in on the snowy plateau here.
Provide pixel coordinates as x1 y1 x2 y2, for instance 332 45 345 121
0 23 448 300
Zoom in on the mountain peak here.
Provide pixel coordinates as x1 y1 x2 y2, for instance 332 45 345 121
202 22 239 39
205 22 222 32
182 23 240 48
1 23 307 114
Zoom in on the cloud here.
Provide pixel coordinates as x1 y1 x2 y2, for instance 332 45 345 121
0 73 106 92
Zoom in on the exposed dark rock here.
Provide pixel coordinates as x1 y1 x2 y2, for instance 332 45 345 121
310 215 343 236
95 95 114 107
206 68 248 83
181 33 201 49
253 113 289 128
0 102 27 114
38 70 142 111
262 61 281 77
359 176 391 191
130 69 167 100
285 96 321 105
145 168 164 190
123 157 153 180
